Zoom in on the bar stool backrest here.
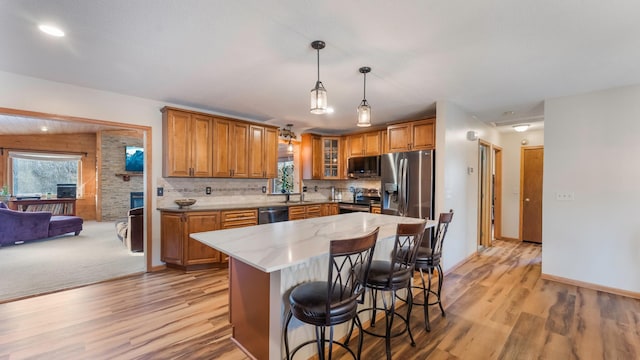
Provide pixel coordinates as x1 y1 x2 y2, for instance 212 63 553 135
326 227 379 324
431 209 454 259
387 221 427 287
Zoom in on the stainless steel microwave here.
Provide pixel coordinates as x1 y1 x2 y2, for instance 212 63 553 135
347 155 381 178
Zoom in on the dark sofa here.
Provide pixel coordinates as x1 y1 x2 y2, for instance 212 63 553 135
0 202 83 246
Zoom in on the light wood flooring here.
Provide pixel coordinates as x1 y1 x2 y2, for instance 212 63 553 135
0 239 638 359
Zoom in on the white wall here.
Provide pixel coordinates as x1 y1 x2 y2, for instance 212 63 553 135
499 130 544 238
435 101 498 270
543 85 640 293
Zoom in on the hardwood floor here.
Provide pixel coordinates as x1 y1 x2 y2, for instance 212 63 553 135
0 239 637 359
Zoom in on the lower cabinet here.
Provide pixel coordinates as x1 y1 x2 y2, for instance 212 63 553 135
289 204 325 220
161 211 224 270
321 203 339 216
221 209 258 229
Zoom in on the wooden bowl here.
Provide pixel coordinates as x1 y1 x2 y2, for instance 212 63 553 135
175 199 196 208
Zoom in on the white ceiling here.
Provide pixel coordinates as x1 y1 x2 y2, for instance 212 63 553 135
2 1 640 134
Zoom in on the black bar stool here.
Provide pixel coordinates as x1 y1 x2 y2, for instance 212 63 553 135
354 221 426 360
283 227 379 360
411 209 454 331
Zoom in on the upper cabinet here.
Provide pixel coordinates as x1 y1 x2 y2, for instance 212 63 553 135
346 130 383 157
249 125 278 178
162 108 213 177
302 134 343 180
163 106 277 178
387 118 435 153
212 118 249 178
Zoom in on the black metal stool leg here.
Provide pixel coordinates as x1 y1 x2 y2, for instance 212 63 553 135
383 291 392 360
314 326 322 360
284 310 294 360
419 268 431 332
355 315 364 359
437 264 446 316
370 288 378 327
405 286 416 346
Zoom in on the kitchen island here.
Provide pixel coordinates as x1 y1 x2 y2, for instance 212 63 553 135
191 212 435 360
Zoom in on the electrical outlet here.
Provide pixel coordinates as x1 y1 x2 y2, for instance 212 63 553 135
261 186 267 193
206 186 212 195
556 192 574 201
157 187 164 196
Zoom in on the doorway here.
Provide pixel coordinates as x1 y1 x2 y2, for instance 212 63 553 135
520 146 544 243
478 140 503 249
0 106 153 270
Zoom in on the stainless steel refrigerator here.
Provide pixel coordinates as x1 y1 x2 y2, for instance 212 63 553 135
381 150 434 220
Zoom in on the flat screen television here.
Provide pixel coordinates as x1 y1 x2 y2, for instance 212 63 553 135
125 146 144 172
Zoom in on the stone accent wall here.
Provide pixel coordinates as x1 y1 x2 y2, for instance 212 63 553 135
100 132 143 221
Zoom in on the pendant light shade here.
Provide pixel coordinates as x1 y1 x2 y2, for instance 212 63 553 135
310 41 328 114
356 67 372 127
287 139 294 154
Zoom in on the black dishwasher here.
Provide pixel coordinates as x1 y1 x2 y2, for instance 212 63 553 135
258 206 289 224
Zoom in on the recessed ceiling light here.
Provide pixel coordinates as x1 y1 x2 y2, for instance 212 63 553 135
38 24 65 37
512 124 530 132
503 111 515 116
40 126 49 132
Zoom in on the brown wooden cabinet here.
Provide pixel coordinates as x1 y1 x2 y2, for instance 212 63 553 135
387 118 435 153
160 211 222 270
213 118 250 178
249 125 278 178
162 107 213 177
289 204 323 220
302 134 342 180
288 205 306 220
321 203 339 216
213 119 277 179
221 209 258 229
346 130 383 157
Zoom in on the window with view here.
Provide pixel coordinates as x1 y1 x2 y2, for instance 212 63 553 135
9 152 82 197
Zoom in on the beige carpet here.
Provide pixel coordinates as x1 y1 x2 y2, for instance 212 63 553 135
0 220 145 303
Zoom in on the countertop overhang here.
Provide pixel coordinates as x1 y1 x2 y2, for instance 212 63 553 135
191 212 434 273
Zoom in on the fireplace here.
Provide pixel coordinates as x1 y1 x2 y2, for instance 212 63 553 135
130 192 144 209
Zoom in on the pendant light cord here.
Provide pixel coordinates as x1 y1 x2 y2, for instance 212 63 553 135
316 48 320 82
363 72 367 100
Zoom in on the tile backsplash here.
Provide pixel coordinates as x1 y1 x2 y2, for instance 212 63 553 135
156 177 383 208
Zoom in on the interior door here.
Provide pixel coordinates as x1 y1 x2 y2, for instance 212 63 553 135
520 146 544 243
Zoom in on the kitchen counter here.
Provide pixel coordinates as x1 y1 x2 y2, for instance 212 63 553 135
157 199 338 212
191 212 435 359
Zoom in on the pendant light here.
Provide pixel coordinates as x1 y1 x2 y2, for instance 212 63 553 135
310 40 328 114
280 124 296 154
356 66 372 127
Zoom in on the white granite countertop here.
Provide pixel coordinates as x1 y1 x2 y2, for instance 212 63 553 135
191 212 434 273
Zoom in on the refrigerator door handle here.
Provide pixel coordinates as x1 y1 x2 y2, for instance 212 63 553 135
400 158 408 216
402 157 409 215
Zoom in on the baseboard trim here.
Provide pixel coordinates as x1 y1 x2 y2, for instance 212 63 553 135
541 273 640 300
444 251 478 275
497 236 520 241
150 264 167 272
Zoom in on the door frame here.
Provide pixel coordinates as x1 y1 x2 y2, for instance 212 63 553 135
0 106 153 271
519 145 544 242
477 140 503 248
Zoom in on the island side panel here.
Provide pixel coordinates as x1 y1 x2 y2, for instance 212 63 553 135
230 257 270 360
